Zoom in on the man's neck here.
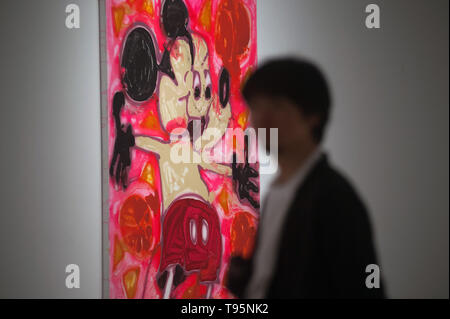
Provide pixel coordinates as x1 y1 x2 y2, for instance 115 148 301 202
275 143 319 185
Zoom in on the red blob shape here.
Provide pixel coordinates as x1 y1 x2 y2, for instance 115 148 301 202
119 193 160 259
215 0 251 89
231 211 256 259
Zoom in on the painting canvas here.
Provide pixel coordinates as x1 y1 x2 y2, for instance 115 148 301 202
101 0 258 299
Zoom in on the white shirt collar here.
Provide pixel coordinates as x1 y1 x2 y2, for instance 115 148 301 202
271 146 323 191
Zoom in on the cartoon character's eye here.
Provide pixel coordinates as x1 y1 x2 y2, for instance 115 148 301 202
204 72 212 100
193 72 201 99
201 219 209 245
189 219 197 244
219 68 230 108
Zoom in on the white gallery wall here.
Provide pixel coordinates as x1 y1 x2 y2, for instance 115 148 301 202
257 0 449 298
0 0 447 299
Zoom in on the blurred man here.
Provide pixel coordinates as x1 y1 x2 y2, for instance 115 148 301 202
226 58 385 298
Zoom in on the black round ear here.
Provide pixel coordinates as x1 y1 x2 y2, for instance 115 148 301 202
219 67 230 108
161 0 194 65
161 0 189 39
121 27 158 102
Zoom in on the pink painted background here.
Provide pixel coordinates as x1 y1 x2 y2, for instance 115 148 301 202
106 0 258 299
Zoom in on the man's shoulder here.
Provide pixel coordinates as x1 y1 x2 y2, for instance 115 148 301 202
311 154 369 218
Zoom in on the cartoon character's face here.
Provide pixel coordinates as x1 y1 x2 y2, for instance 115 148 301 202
190 35 213 119
158 34 213 141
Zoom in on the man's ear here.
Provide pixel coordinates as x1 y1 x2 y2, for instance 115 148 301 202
121 27 158 102
307 114 321 131
306 114 322 142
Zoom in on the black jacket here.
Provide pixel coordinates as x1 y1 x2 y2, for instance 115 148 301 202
227 153 385 298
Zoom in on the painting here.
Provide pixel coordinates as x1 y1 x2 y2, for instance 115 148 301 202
102 0 258 299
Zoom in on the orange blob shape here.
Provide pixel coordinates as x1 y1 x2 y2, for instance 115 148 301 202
218 186 230 216
113 235 125 271
140 162 156 188
142 0 154 16
199 0 212 32
119 195 155 259
215 0 251 87
237 109 249 129
123 267 140 299
181 274 207 299
112 5 126 37
142 111 159 130
230 211 257 259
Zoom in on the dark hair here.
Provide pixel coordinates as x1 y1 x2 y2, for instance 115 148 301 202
242 58 332 143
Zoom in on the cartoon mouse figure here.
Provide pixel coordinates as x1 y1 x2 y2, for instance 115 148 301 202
109 0 258 299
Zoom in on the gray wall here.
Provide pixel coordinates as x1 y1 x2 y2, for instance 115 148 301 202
0 0 447 298
0 0 102 298
258 0 449 298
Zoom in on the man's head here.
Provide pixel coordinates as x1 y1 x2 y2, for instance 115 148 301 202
242 58 331 156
